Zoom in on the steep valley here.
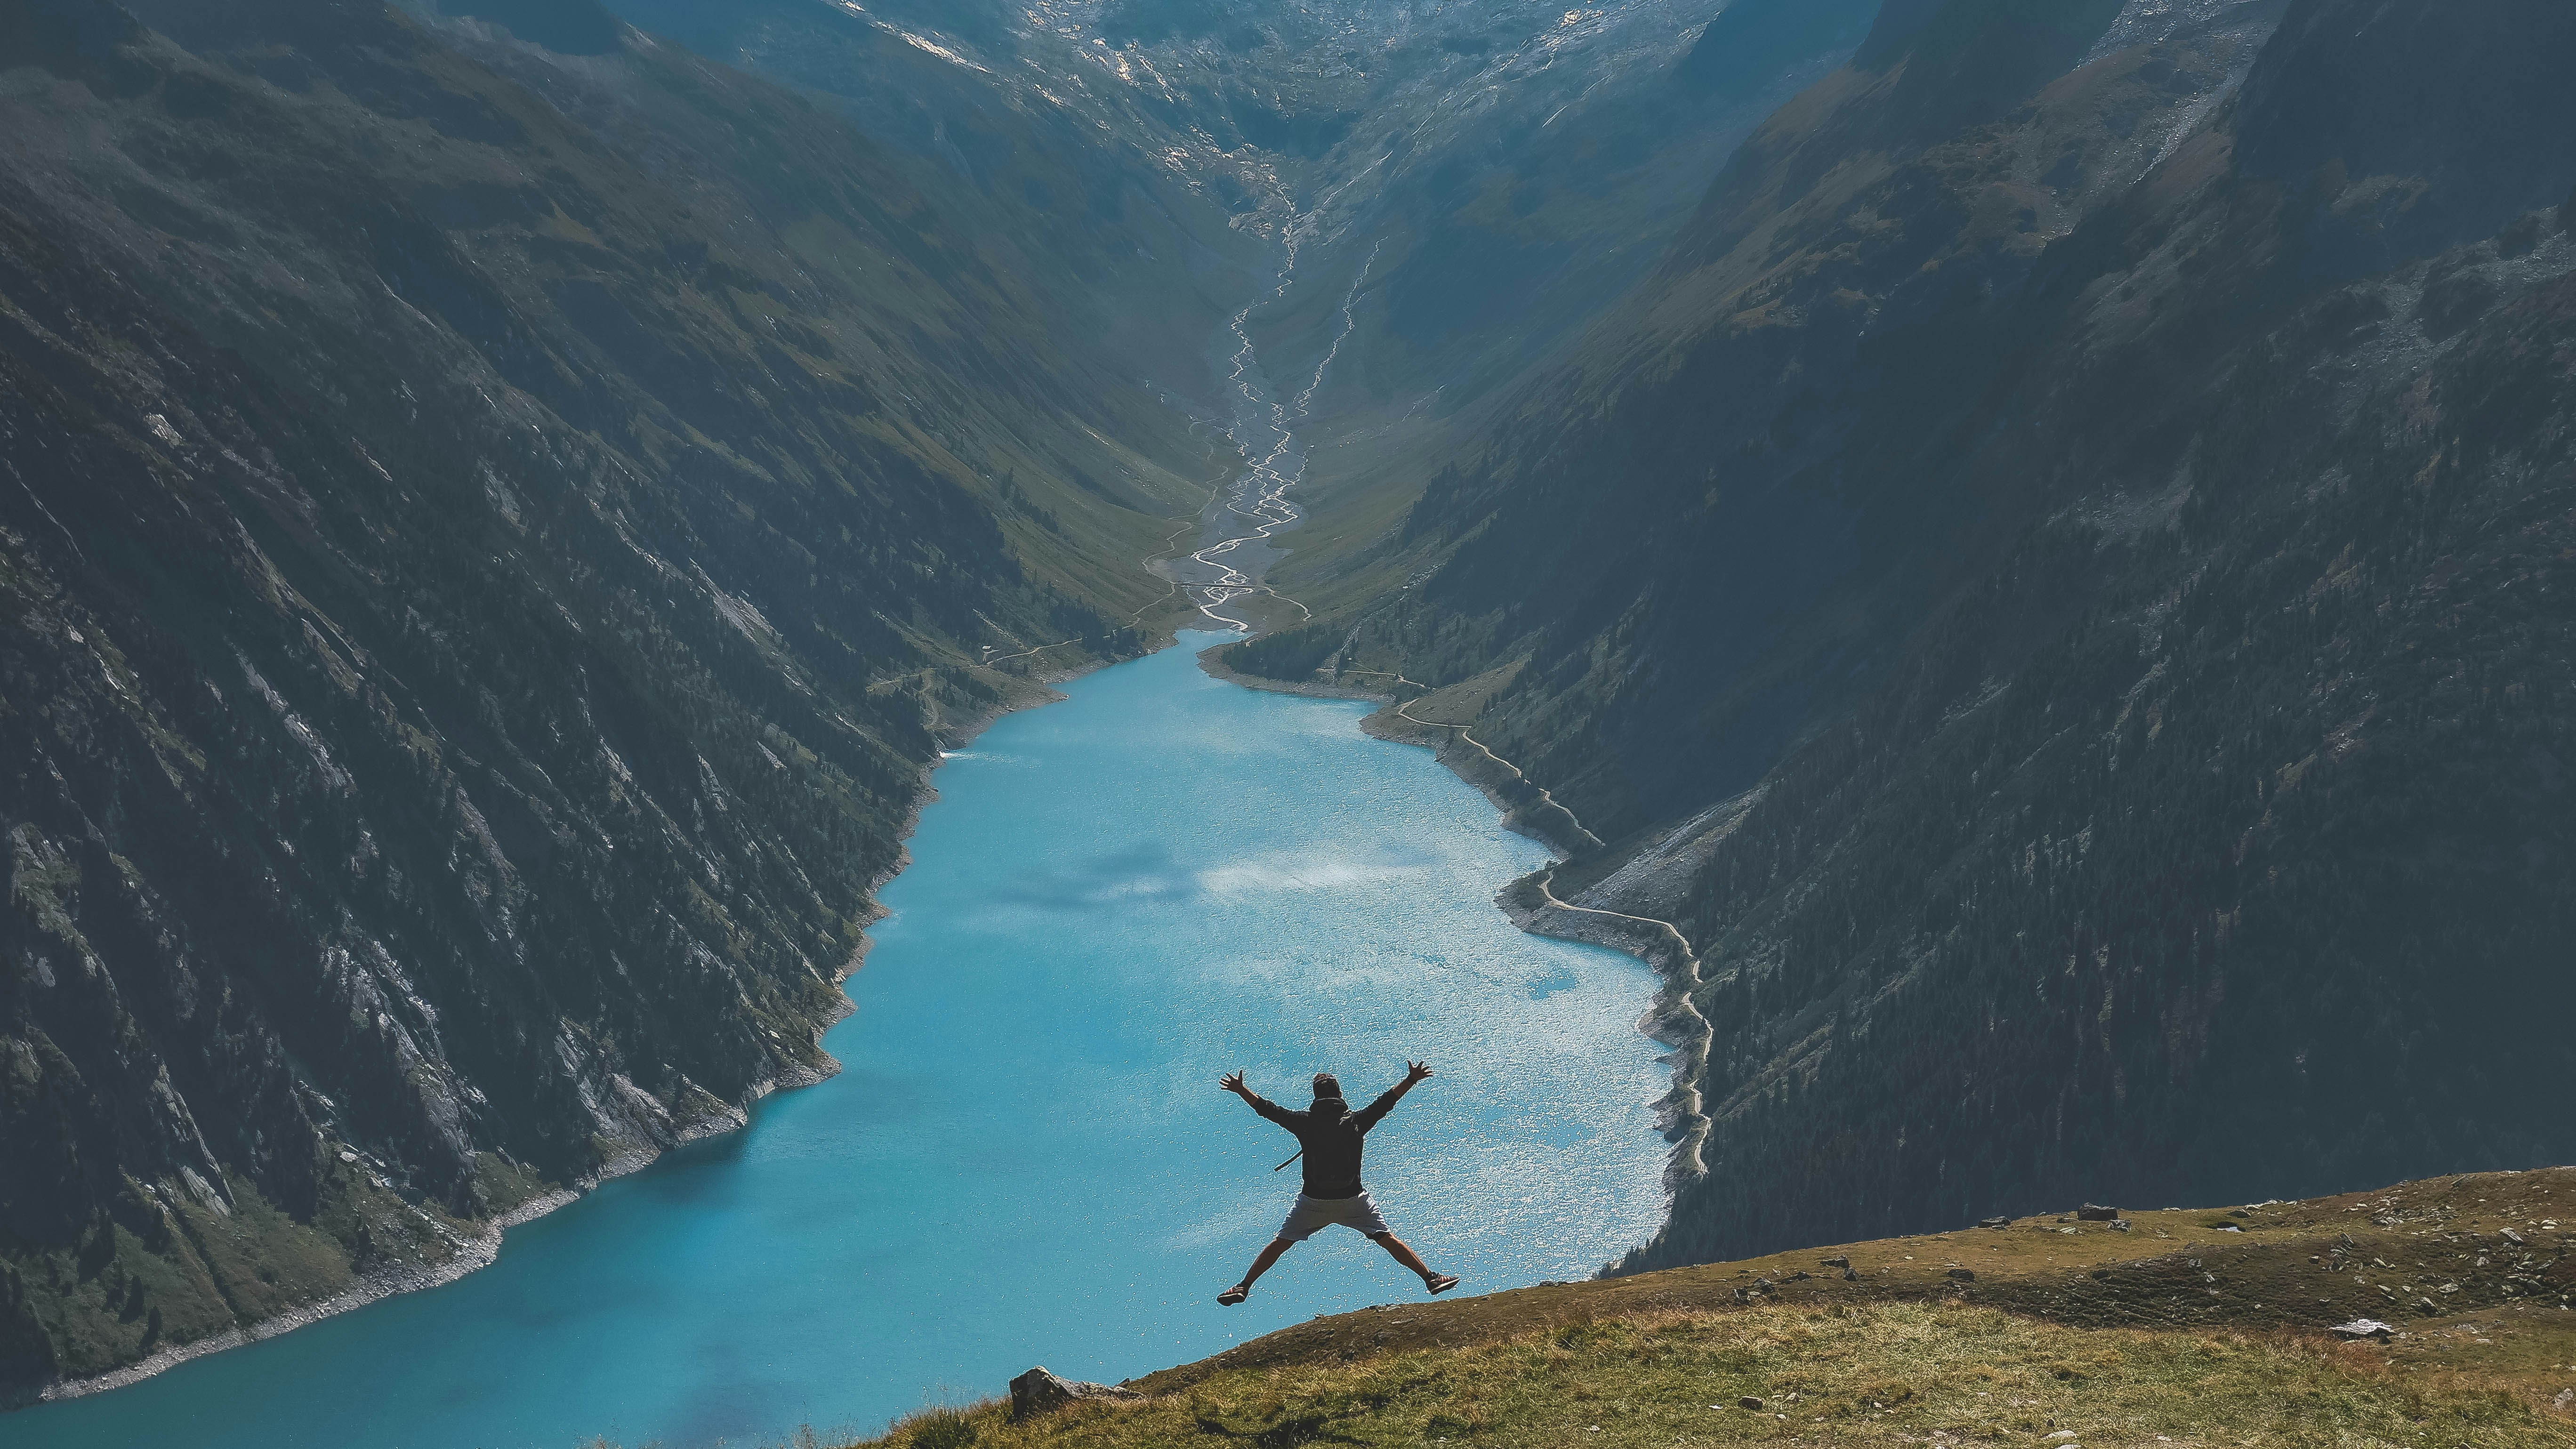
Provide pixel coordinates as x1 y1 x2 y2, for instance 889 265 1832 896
0 0 1868 1401
4 0 2575 1425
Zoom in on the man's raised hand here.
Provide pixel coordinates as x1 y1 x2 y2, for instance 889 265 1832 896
1220 1070 1250 1097
1404 1060 1434 1084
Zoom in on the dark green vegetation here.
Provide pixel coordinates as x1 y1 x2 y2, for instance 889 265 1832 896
861 1170 2576 1447
1243 0 2576 1275
1215 621 1343 683
0 0 1243 1399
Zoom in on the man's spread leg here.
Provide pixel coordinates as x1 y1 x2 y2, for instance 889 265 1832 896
1367 1231 1449 1288
1222 1236 1296 1305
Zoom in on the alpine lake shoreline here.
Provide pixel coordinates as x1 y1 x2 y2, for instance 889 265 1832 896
24 628 1142 1408
12 619 1693 1443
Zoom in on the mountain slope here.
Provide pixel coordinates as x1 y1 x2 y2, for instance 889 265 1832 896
1236 0 2576 1271
1273 0 2289 820
1622 0 2576 1267
595 0 1261 408
0 0 1213 1398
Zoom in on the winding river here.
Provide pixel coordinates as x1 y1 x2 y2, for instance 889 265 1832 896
12 634 1670 1449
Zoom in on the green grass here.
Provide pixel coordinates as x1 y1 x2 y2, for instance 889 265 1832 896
861 1303 2571 1449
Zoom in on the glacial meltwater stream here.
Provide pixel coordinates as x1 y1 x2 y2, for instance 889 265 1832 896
10 635 1668 1449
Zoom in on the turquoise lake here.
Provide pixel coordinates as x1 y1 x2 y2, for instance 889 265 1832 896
8 633 1669 1449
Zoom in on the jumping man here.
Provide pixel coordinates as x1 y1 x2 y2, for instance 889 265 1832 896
1215 1062 1460 1306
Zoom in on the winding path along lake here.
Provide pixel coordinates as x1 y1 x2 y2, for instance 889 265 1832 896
12 633 1668 1449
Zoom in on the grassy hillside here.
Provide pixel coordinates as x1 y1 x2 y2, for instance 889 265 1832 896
860 1170 2576 1448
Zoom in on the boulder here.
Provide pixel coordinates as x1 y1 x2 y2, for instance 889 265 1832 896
1008 1367 1142 1420
2329 1319 2397 1340
2076 1204 2120 1221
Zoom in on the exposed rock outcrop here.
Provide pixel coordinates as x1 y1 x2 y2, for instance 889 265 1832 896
1009 1366 1143 1420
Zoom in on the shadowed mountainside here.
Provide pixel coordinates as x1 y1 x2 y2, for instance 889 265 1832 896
0 0 1233 1397
1236 0 2576 1272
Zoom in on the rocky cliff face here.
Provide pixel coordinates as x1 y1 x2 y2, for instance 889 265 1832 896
1254 0 2576 1265
0 0 1224 1397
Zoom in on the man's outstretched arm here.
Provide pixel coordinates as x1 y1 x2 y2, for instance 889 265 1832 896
1221 1070 1297 1128
1354 1060 1433 1132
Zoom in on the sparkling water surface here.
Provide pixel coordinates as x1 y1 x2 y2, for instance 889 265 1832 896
10 633 1668 1449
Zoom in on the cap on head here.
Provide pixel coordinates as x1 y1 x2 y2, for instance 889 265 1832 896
1311 1072 1343 1102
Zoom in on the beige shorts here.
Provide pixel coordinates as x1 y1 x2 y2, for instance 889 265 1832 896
1276 1191 1392 1242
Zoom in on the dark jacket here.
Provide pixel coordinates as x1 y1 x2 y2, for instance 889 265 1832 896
1247 1087 1404 1199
